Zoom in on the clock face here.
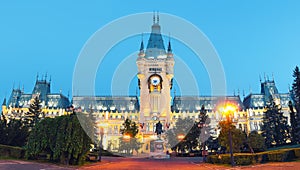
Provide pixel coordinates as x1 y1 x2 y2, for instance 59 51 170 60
151 76 160 86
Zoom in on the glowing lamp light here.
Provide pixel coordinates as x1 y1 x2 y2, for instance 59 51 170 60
123 134 131 140
218 103 238 116
177 134 185 140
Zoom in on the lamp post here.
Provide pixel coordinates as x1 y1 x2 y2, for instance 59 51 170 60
99 127 104 162
219 104 236 167
122 134 131 155
227 114 234 167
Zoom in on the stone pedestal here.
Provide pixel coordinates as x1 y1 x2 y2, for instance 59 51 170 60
149 139 169 159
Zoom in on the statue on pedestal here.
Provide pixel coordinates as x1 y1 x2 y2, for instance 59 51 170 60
155 121 163 138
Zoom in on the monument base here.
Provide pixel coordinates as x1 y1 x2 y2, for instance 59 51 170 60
149 139 170 159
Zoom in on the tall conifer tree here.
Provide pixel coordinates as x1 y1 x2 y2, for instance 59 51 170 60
290 66 300 143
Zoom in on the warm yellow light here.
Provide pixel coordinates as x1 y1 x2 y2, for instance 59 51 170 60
177 134 185 140
218 103 238 115
123 134 131 140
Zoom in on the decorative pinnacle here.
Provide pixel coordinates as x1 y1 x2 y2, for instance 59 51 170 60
153 11 156 24
153 11 160 24
168 40 172 53
140 33 144 51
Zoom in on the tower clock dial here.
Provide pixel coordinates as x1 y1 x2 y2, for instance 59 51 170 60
151 76 160 86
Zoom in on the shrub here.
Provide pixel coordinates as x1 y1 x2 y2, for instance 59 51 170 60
294 148 300 158
235 156 253 165
207 147 300 166
0 144 25 159
255 153 268 163
236 154 257 165
268 150 296 162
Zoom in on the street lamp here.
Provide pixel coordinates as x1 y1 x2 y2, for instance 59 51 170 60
219 103 237 167
177 134 185 140
122 134 131 155
123 134 131 140
99 127 104 162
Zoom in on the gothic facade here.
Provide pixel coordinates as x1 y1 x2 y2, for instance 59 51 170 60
1 15 293 153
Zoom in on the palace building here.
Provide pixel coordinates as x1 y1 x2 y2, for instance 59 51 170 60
2 15 293 153
72 15 293 151
2 76 70 120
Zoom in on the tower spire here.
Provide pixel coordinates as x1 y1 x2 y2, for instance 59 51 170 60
45 72 48 81
140 33 144 51
259 74 262 83
2 97 6 106
167 39 172 53
140 41 144 51
153 11 156 24
145 13 166 58
157 11 159 24
138 33 145 57
167 34 173 58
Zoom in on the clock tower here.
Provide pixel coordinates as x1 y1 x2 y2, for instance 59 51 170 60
136 14 175 133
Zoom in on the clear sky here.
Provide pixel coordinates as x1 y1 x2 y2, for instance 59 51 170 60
0 0 299 101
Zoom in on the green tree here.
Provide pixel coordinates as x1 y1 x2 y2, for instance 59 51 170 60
288 101 298 144
0 113 29 147
247 131 266 152
118 118 141 155
23 96 43 128
165 117 202 153
199 105 212 150
290 66 300 144
25 113 92 165
262 99 290 148
218 121 246 153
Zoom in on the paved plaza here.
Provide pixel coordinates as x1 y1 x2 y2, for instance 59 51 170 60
1 157 300 170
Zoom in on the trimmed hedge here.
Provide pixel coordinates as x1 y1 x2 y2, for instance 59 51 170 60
207 147 300 166
0 144 25 159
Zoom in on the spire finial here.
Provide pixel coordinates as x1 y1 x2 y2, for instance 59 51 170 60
167 33 172 54
272 72 274 81
140 33 144 51
36 72 39 81
153 11 156 24
259 74 262 83
45 72 48 82
168 39 172 53
157 11 159 24
2 97 6 106
138 33 145 57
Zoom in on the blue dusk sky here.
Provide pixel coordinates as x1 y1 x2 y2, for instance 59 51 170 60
0 0 299 101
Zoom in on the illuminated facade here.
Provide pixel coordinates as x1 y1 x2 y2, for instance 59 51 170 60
72 15 293 152
243 79 292 132
2 76 70 120
2 15 293 153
